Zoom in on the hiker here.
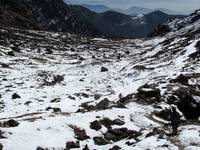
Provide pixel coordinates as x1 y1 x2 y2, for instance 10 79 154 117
170 107 181 135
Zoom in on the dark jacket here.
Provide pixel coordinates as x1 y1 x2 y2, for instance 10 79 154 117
170 108 181 125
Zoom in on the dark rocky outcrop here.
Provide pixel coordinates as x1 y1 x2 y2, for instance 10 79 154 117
172 87 200 120
136 84 161 104
169 74 189 85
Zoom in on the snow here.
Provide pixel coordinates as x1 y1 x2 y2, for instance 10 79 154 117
0 18 200 149
179 125 200 149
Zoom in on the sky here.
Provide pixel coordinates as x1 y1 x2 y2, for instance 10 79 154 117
66 0 200 13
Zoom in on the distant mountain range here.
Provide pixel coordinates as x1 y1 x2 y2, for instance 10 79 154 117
0 0 185 38
81 4 185 16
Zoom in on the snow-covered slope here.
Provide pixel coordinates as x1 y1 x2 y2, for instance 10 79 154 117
152 9 200 36
0 9 200 150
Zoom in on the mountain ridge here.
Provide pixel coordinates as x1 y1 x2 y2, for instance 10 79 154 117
0 0 185 38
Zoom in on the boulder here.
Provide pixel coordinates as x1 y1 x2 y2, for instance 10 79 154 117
36 147 48 150
65 141 80 149
1 63 10 68
195 41 200 50
101 67 108 72
136 84 161 104
12 93 21 99
170 74 189 85
82 144 90 150
46 107 61 113
104 128 140 142
96 98 110 110
154 108 171 121
3 119 19 127
172 87 200 120
109 145 121 150
7 51 15 56
145 128 165 138
112 119 125 126
99 117 113 129
69 125 90 141
90 120 102 131
93 136 110 145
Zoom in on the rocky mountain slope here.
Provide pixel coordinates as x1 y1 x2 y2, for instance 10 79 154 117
152 9 200 36
0 0 100 36
0 8 200 150
0 0 183 38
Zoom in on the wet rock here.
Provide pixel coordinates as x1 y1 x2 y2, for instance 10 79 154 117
112 119 125 126
12 93 21 99
104 128 140 142
109 145 121 150
170 74 189 85
3 119 19 127
65 141 80 149
69 125 90 141
90 120 102 131
93 136 110 145
101 67 108 72
136 84 161 104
